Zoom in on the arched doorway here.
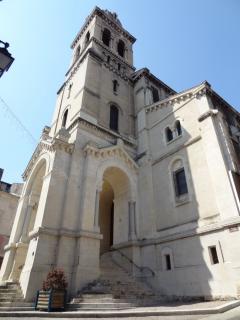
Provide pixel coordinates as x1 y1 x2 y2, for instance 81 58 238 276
98 166 133 255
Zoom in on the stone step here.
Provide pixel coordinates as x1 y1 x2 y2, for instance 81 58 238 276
70 252 159 309
72 297 139 303
0 289 21 294
0 296 23 302
0 282 25 308
2 283 19 289
81 293 113 298
0 306 34 311
0 301 33 307
67 302 135 310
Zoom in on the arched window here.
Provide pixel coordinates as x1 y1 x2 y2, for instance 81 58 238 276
85 31 90 46
117 40 125 57
118 63 121 71
113 80 119 93
170 158 190 204
173 167 188 196
166 127 173 142
107 55 111 63
102 28 111 47
62 109 68 128
175 120 182 136
109 105 119 132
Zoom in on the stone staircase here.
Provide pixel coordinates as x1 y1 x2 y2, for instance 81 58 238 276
0 282 33 311
68 252 160 310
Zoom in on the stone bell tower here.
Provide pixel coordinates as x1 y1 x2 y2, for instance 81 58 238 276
0 7 139 301
50 8 136 140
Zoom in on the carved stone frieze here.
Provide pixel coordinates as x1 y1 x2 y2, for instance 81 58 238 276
83 141 138 173
145 82 212 114
145 92 194 114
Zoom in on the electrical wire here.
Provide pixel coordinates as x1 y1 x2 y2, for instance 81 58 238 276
0 96 37 145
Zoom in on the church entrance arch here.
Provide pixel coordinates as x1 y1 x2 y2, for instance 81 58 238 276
97 166 135 255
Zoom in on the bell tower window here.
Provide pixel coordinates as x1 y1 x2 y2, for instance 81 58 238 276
175 120 182 136
166 127 173 142
62 109 68 128
102 28 111 47
75 45 81 61
117 40 125 57
113 80 119 93
67 84 72 99
110 105 119 132
85 31 90 47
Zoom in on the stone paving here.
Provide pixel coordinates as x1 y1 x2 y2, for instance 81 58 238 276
1 301 240 320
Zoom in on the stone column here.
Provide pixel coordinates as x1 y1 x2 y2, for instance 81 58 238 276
128 201 137 240
93 188 101 232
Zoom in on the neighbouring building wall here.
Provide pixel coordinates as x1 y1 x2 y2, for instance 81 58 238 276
0 170 22 267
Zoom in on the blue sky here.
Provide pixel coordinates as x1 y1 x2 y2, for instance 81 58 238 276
0 0 239 183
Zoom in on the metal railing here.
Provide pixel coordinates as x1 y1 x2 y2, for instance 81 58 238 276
113 249 155 277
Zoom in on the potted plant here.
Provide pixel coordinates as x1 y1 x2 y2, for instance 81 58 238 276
35 268 67 312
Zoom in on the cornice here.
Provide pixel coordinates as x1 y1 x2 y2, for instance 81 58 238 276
145 83 209 114
58 37 135 95
28 226 103 240
68 116 137 149
112 216 240 250
131 68 175 94
92 37 135 71
103 62 129 82
65 44 103 79
83 140 139 172
58 45 102 94
71 7 136 49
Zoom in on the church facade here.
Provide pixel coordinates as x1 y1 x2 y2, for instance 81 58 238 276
1 7 240 301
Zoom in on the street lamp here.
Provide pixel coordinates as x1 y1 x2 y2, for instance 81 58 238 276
0 40 14 78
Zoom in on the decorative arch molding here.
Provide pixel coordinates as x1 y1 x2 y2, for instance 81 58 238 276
168 156 186 172
84 141 138 171
83 141 138 200
107 101 124 115
23 132 74 181
61 104 71 119
21 155 50 197
97 160 137 201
